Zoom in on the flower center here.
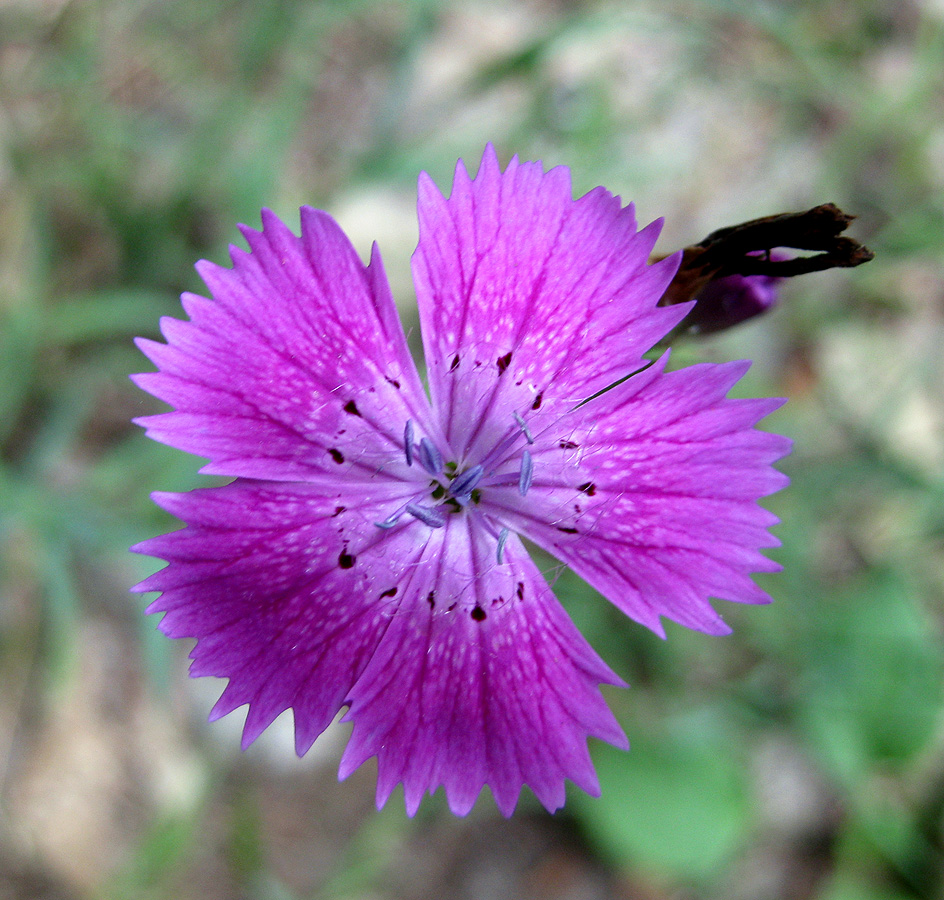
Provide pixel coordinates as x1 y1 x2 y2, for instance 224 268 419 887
374 417 534 538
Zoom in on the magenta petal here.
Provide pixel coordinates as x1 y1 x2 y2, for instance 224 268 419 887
412 144 687 460
133 479 429 753
133 208 438 480
493 354 790 637
338 521 626 817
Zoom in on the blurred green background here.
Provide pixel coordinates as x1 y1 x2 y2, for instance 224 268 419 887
1 1 943 898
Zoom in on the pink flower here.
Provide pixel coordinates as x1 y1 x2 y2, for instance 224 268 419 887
132 146 790 816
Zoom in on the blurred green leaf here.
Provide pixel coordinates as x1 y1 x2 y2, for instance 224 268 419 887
573 720 750 880
0 306 41 445
45 289 176 344
816 871 914 900
797 571 942 778
104 813 199 900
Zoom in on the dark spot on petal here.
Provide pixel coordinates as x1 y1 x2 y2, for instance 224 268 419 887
578 482 597 496
386 377 401 389
516 581 525 600
426 591 436 608
332 506 346 517
343 400 361 417
497 351 513 374
338 551 356 569
556 526 579 534
379 587 397 598
329 448 344 464
559 440 579 450
450 354 460 371
531 392 543 410
447 602 457 612
471 605 486 621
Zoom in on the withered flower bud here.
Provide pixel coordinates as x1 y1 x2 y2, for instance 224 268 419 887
659 204 874 334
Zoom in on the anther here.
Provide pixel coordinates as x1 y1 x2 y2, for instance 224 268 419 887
375 511 404 529
513 411 535 444
518 449 533 496
451 464 484 499
496 527 510 564
418 438 443 475
406 501 446 528
403 420 415 466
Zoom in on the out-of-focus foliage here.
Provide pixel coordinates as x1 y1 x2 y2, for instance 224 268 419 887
1 1 942 898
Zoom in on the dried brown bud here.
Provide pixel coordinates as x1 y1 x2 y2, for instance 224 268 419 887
658 204 874 332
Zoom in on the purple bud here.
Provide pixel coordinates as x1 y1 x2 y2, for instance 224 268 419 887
686 253 785 334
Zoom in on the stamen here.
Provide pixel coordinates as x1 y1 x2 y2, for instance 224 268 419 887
406 501 446 528
496 527 510 564
513 411 535 444
403 420 415 466
375 509 405 529
418 437 443 475
451 464 484 498
518 449 533 496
